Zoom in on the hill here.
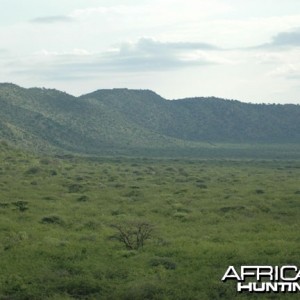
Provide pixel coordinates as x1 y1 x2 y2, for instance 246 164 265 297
0 83 299 157
82 89 300 143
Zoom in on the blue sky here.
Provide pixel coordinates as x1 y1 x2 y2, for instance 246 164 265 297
1 0 300 103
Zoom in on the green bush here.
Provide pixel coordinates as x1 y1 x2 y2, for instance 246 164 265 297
68 184 84 193
12 200 29 212
57 277 102 298
25 166 40 175
41 215 65 225
149 257 176 270
77 195 89 202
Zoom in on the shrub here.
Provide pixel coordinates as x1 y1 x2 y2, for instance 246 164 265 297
50 170 57 176
41 215 64 225
68 184 84 193
149 257 176 270
12 200 29 212
25 166 40 175
255 189 264 194
43 196 55 201
173 212 188 221
77 195 89 202
118 250 138 258
39 158 52 165
219 206 246 213
111 221 154 250
196 183 207 189
124 190 142 198
58 277 102 298
3 274 28 297
4 231 28 251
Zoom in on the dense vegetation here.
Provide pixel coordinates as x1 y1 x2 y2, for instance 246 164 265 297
0 83 299 157
1 83 299 298
0 141 299 299
83 89 300 144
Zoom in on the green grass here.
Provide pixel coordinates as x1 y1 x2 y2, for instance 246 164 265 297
0 143 300 299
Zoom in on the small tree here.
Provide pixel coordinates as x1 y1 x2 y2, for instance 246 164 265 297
111 221 154 250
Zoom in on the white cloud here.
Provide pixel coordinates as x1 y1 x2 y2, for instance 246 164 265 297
256 28 300 49
70 5 145 19
199 15 300 48
2 38 233 89
254 52 286 64
35 49 92 57
70 1 231 20
267 64 300 78
30 15 74 24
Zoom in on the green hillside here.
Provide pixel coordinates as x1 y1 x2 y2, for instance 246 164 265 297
83 89 300 143
0 83 299 157
0 84 183 155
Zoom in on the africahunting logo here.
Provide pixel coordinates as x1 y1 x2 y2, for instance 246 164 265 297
222 266 300 293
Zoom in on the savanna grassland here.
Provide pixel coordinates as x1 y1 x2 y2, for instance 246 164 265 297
0 142 300 299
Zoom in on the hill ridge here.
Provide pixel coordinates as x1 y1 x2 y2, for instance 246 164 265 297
0 83 299 157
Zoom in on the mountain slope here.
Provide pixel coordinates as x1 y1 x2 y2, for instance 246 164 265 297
82 89 300 143
0 83 299 157
0 84 185 154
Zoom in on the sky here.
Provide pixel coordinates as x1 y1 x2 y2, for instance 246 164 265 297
1 1 300 103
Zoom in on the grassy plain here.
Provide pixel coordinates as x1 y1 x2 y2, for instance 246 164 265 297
0 142 300 299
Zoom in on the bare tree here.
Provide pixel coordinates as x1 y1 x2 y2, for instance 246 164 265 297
111 221 154 250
